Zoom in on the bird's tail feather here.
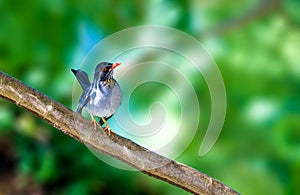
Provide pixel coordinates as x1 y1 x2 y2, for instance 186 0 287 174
71 69 91 90
99 115 113 126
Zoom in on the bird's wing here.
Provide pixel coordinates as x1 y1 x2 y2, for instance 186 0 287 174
76 88 91 114
71 69 91 90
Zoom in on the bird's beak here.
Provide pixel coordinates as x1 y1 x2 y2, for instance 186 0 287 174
110 63 121 71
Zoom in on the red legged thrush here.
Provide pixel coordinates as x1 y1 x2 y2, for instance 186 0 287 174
71 62 122 135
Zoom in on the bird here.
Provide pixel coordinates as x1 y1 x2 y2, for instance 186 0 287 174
71 62 122 135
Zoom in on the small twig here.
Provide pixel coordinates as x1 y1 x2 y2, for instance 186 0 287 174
0 71 239 195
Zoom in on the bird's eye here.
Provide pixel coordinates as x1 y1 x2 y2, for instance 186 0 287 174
102 67 107 72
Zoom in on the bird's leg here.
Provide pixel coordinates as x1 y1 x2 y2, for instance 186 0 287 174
90 114 101 130
101 117 114 136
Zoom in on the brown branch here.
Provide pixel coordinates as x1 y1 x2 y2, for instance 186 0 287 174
0 71 239 195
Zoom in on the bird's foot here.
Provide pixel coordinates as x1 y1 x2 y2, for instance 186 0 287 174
103 126 114 136
90 115 101 130
101 117 114 136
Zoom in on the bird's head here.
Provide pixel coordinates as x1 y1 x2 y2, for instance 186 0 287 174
94 62 121 82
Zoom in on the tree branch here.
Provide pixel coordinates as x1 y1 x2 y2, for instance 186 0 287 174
0 71 239 195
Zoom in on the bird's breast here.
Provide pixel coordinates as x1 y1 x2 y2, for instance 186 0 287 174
86 82 120 117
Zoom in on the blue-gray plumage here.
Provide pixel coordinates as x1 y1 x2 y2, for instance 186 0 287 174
71 62 122 134
71 69 91 90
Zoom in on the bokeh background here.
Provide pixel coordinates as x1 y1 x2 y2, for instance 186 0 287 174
0 0 300 194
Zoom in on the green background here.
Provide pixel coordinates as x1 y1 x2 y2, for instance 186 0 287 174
0 0 300 194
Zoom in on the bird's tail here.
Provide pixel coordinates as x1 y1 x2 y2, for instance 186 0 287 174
71 69 91 90
99 115 113 126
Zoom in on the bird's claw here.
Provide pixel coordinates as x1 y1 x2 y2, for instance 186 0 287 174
90 116 101 130
103 126 114 136
90 116 114 136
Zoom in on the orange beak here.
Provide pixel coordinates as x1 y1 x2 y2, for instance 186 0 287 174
110 62 121 71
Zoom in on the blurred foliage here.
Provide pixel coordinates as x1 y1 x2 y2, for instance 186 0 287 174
1 0 300 194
